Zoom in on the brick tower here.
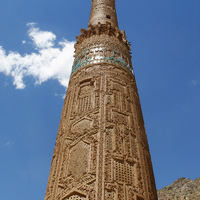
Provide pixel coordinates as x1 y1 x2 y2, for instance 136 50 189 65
44 0 158 200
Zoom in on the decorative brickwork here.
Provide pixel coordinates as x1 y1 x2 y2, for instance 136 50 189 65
44 0 158 199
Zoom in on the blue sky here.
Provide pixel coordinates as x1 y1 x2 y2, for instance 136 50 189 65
0 0 200 199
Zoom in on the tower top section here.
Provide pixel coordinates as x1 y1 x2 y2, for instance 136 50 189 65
88 0 119 28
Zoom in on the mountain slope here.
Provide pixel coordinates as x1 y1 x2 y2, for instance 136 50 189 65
157 177 200 200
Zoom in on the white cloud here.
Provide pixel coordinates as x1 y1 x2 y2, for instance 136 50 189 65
27 23 56 49
0 23 75 89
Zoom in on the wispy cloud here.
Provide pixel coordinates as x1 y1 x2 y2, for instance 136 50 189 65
55 93 66 99
4 82 8 87
191 80 199 86
5 141 13 146
0 23 75 89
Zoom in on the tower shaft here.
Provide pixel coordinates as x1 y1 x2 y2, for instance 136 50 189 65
45 1 158 200
89 0 118 28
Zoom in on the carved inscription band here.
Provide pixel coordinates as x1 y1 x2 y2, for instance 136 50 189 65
71 44 133 77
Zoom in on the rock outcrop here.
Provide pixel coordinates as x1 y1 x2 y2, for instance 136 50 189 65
157 177 200 200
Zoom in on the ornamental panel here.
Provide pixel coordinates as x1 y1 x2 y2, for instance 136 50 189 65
68 141 90 181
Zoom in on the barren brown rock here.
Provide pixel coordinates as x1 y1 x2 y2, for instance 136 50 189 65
157 178 200 200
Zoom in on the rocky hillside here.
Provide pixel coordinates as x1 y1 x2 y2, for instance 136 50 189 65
157 177 200 200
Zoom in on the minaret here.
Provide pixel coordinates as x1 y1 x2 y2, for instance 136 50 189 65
44 0 158 200
88 0 118 28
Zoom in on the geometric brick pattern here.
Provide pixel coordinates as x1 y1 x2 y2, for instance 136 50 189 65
44 1 158 199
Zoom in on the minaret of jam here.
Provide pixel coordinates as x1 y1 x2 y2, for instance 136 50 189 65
44 1 158 200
